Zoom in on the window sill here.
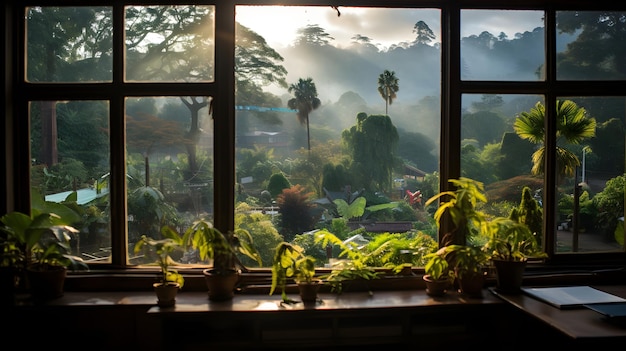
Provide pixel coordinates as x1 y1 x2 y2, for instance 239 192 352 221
63 265 626 293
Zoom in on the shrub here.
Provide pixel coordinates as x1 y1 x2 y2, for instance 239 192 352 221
277 185 319 242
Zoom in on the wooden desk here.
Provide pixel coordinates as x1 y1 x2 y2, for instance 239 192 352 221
490 285 626 344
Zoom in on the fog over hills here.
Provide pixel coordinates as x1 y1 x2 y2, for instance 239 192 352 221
264 26 546 140
267 26 548 104
239 22 570 174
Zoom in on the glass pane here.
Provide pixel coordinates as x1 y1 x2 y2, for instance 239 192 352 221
554 97 625 253
30 100 111 263
125 97 214 262
461 10 545 81
235 6 441 268
461 94 545 248
125 5 215 82
557 11 626 80
26 7 113 83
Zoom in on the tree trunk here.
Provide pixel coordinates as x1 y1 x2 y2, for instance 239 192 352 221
306 116 311 152
39 101 58 167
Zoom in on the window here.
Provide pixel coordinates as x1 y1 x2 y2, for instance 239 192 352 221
6 1 625 288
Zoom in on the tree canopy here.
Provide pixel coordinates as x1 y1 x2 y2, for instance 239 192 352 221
288 78 322 151
377 70 399 115
342 113 400 192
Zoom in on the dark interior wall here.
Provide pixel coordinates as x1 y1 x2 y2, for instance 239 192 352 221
2 2 11 216
4 300 585 351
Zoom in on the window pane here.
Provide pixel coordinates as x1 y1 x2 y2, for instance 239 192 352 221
125 97 214 262
26 7 113 83
557 11 626 80
30 100 111 263
461 94 545 247
236 6 441 268
125 5 215 82
461 10 545 81
554 97 625 253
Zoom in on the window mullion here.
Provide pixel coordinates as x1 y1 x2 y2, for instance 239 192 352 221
213 2 236 233
543 7 557 257
110 4 128 267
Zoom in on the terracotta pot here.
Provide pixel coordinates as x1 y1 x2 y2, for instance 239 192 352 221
203 268 239 301
493 259 527 293
298 279 322 303
423 274 451 297
456 269 485 298
154 282 180 307
26 265 67 300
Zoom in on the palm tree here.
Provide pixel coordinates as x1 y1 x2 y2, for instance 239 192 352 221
513 100 596 183
377 70 399 115
287 77 321 152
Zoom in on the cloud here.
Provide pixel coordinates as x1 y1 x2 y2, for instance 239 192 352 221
461 9 544 38
237 6 543 49
237 6 442 49
331 8 442 49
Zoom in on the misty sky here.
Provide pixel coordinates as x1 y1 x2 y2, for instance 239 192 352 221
236 6 544 50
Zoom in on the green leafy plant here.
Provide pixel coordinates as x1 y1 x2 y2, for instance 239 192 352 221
482 217 547 262
424 177 488 241
314 229 380 294
270 241 318 303
133 226 185 287
364 232 437 274
426 177 549 295
423 251 453 282
30 224 88 271
482 216 547 293
182 218 262 274
333 197 367 220
333 196 401 222
1 190 88 272
180 218 263 301
424 177 491 279
422 249 454 296
435 244 489 279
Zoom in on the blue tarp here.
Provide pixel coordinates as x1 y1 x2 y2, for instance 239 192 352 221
45 188 108 205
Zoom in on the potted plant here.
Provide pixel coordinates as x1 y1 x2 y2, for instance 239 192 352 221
424 177 491 297
133 226 185 307
482 217 547 293
182 218 262 301
1 193 89 301
270 241 321 304
422 250 454 296
0 222 26 302
438 244 489 297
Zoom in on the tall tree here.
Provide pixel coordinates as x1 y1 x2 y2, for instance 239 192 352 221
235 23 288 89
557 11 626 79
510 186 544 244
125 112 186 186
377 70 399 115
342 113 400 192
125 8 289 181
125 6 214 182
294 24 335 46
287 78 322 152
235 23 288 131
27 7 110 167
471 94 504 112
412 20 436 45
514 100 597 183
